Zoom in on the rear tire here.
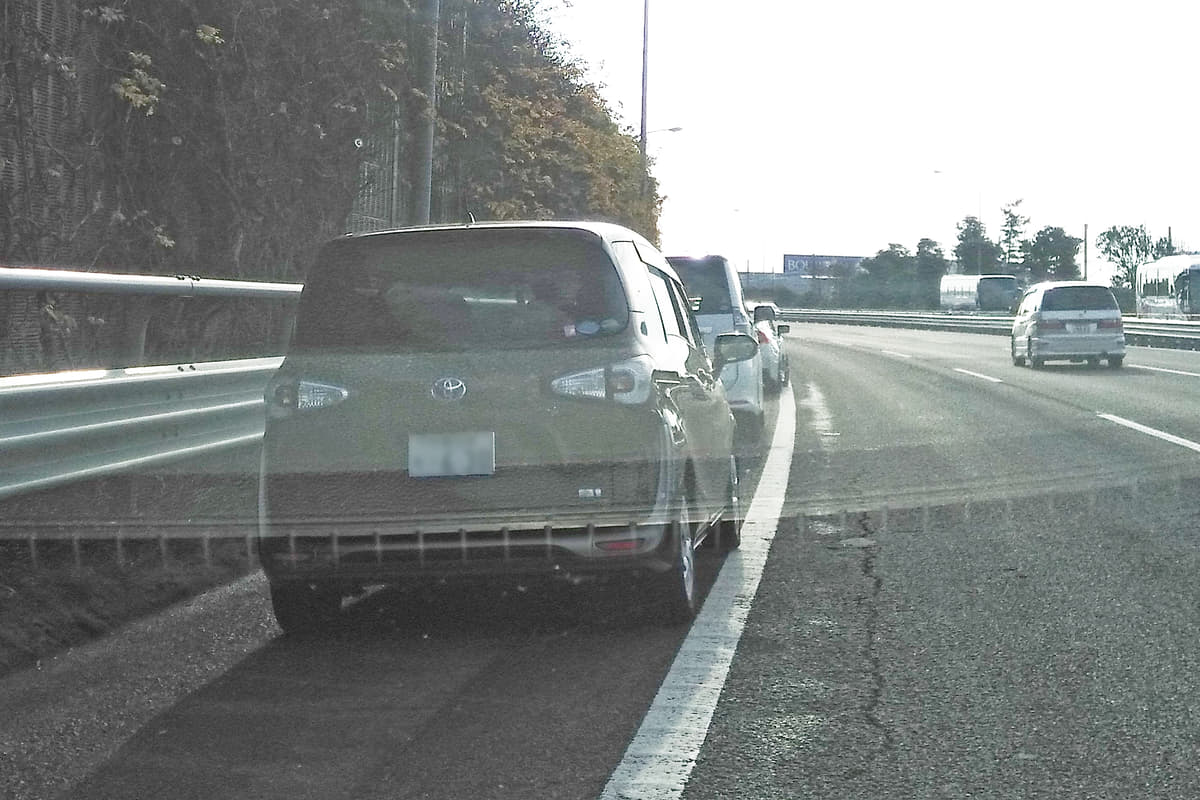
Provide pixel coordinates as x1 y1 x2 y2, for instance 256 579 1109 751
1011 337 1025 366
715 454 742 551
1108 355 1124 368
269 581 342 634
652 486 698 625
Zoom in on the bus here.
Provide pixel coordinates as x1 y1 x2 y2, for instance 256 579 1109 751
939 274 1021 312
1135 254 1200 319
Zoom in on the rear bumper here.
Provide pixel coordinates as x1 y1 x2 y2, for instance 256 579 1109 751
1030 334 1125 359
257 514 679 586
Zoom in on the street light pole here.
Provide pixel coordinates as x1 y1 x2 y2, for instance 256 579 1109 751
639 0 649 169
638 0 650 196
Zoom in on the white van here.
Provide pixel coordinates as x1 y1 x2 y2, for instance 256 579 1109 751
1010 281 1125 369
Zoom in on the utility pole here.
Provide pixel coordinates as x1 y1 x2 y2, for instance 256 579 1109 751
411 0 441 225
1083 223 1088 280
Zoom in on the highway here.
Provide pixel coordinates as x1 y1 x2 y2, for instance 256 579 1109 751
4 324 1200 799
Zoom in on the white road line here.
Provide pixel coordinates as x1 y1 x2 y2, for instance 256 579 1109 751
1096 413 1200 454
1130 364 1200 378
880 349 912 359
954 368 1004 384
600 384 798 800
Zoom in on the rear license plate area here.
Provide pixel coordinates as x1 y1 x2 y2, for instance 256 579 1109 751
408 432 496 477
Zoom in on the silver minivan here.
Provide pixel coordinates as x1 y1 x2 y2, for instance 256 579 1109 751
1011 281 1126 369
666 255 766 435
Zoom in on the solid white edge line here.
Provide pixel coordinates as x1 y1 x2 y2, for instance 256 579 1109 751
600 387 797 800
954 368 1004 384
1096 413 1200 453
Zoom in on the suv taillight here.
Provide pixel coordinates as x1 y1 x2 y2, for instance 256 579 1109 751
266 379 348 419
1098 319 1123 329
551 355 653 405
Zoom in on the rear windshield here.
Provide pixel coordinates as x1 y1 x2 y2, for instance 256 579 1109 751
668 258 734 314
1041 286 1118 311
293 229 629 353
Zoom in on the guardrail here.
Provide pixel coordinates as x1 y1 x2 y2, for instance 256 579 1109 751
1 266 298 515
0 266 302 298
0 264 304 369
0 356 280 502
781 309 1200 350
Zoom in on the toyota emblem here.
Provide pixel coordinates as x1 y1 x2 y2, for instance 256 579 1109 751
431 377 467 401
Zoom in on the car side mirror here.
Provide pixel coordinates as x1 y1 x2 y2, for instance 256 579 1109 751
776 323 790 335
712 332 758 377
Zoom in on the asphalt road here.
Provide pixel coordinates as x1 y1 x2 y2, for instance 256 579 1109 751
688 325 1200 799
5 325 1200 799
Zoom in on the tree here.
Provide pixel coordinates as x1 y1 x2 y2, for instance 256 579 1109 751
915 238 948 309
0 0 661 374
1021 226 1082 282
1094 225 1152 289
1153 235 1178 259
954 216 1002 274
1000 199 1029 270
856 244 916 308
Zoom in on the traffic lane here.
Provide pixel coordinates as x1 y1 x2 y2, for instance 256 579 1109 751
688 492 1200 798
64 577 705 799
792 323 1200 444
781 328 1200 514
686 347 1200 798
62 399 780 800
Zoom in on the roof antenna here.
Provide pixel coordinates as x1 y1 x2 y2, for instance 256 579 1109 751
465 210 476 226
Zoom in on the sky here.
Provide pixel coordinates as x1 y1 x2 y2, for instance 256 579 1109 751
538 0 1200 280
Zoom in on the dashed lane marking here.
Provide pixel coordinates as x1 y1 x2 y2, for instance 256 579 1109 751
600 382 798 800
953 367 1004 384
1129 364 1200 378
1096 412 1200 454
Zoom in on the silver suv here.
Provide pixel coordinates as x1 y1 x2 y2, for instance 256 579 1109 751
666 255 766 436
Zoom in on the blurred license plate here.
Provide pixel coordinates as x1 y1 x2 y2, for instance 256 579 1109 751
408 432 495 478
1067 322 1096 333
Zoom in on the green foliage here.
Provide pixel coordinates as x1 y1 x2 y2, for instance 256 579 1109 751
954 216 1002 274
915 238 948 309
1021 226 1081 282
436 0 658 240
3 0 658 272
999 199 1028 268
855 244 916 308
1094 225 1152 289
